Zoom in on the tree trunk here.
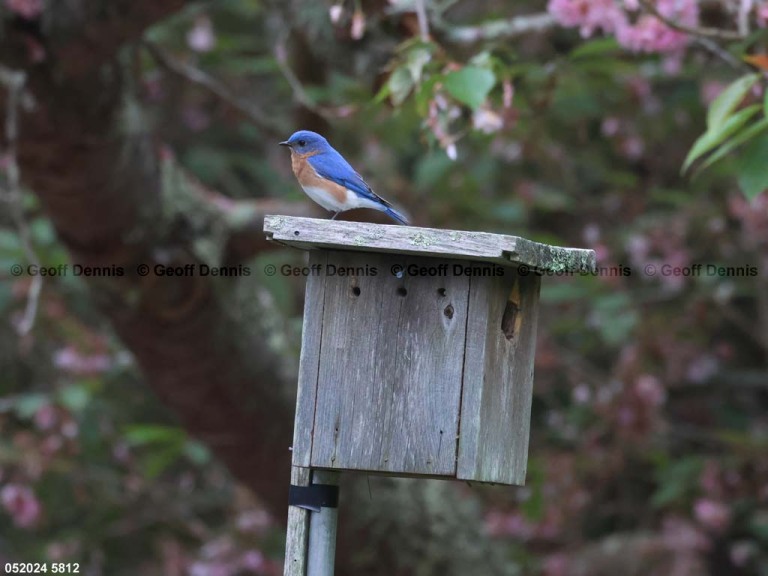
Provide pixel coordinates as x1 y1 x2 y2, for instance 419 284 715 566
2 3 516 574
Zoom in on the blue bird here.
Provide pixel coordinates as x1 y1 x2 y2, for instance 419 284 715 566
280 130 409 225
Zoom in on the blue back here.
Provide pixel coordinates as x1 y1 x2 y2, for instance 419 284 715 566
284 130 394 208
308 149 381 203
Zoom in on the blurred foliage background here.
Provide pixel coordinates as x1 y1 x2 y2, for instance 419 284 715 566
1 0 768 574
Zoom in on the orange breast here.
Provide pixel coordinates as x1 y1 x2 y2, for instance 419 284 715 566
291 151 349 203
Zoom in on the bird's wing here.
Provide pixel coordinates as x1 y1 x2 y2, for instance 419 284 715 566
307 150 392 206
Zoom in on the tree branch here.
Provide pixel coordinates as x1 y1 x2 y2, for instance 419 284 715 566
273 32 357 120
692 37 752 71
638 0 744 41
143 41 284 137
737 0 753 37
436 12 556 43
415 0 430 41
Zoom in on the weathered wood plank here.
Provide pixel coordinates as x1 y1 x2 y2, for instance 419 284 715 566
284 466 311 576
310 251 468 475
456 270 541 485
264 215 595 273
292 251 327 467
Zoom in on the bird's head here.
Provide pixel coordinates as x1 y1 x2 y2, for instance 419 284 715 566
279 130 329 155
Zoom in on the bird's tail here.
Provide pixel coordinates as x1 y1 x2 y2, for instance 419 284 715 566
382 205 410 225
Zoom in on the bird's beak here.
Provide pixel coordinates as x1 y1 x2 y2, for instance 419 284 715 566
279 141 291 147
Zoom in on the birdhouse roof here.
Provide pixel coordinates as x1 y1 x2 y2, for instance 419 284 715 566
264 215 595 273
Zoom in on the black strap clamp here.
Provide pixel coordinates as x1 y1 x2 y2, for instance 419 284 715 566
289 483 339 513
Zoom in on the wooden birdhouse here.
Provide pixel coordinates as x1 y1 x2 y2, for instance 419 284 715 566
265 216 595 486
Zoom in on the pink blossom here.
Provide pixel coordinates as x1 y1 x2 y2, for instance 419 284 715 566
572 384 591 405
686 354 718 383
189 562 231 576
237 509 273 533
41 435 64 456
240 550 266 571
61 419 79 439
542 553 569 576
699 461 722 496
484 510 535 539
634 374 666 406
617 405 636 426
730 541 756 567
47 540 80 561
548 0 626 38
601 117 621 137
1 484 42 528
472 107 504 134
694 498 731 532
5 0 43 19
350 9 366 40
187 16 216 53
33 404 58 431
662 515 709 551
662 53 683 75
582 223 601 244
616 15 685 53
329 4 343 24
757 4 768 27
620 135 645 160
617 0 698 53
143 73 165 102
54 346 112 375
626 234 650 265
182 106 211 132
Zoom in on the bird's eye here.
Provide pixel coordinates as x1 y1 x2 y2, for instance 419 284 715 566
298 140 306 147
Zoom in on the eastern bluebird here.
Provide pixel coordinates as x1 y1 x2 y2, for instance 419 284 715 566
280 130 409 225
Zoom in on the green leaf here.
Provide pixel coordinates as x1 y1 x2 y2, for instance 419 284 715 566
468 51 493 68
0 230 21 252
764 86 768 117
735 132 768 200
123 424 186 446
414 151 452 190
682 104 761 173
569 37 621 59
30 218 55 246
444 66 496 111
183 440 211 465
387 66 414 106
58 384 90 412
414 74 442 116
706 73 759 131
219 56 279 75
405 46 432 84
751 513 768 541
651 457 703 508
141 444 183 479
694 117 768 174
593 293 637 345
12 393 48 418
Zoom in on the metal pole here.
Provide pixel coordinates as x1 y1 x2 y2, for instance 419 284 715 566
306 470 340 576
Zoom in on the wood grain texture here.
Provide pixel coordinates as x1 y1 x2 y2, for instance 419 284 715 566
284 466 311 576
310 251 469 476
292 251 327 467
457 271 541 485
264 216 595 273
